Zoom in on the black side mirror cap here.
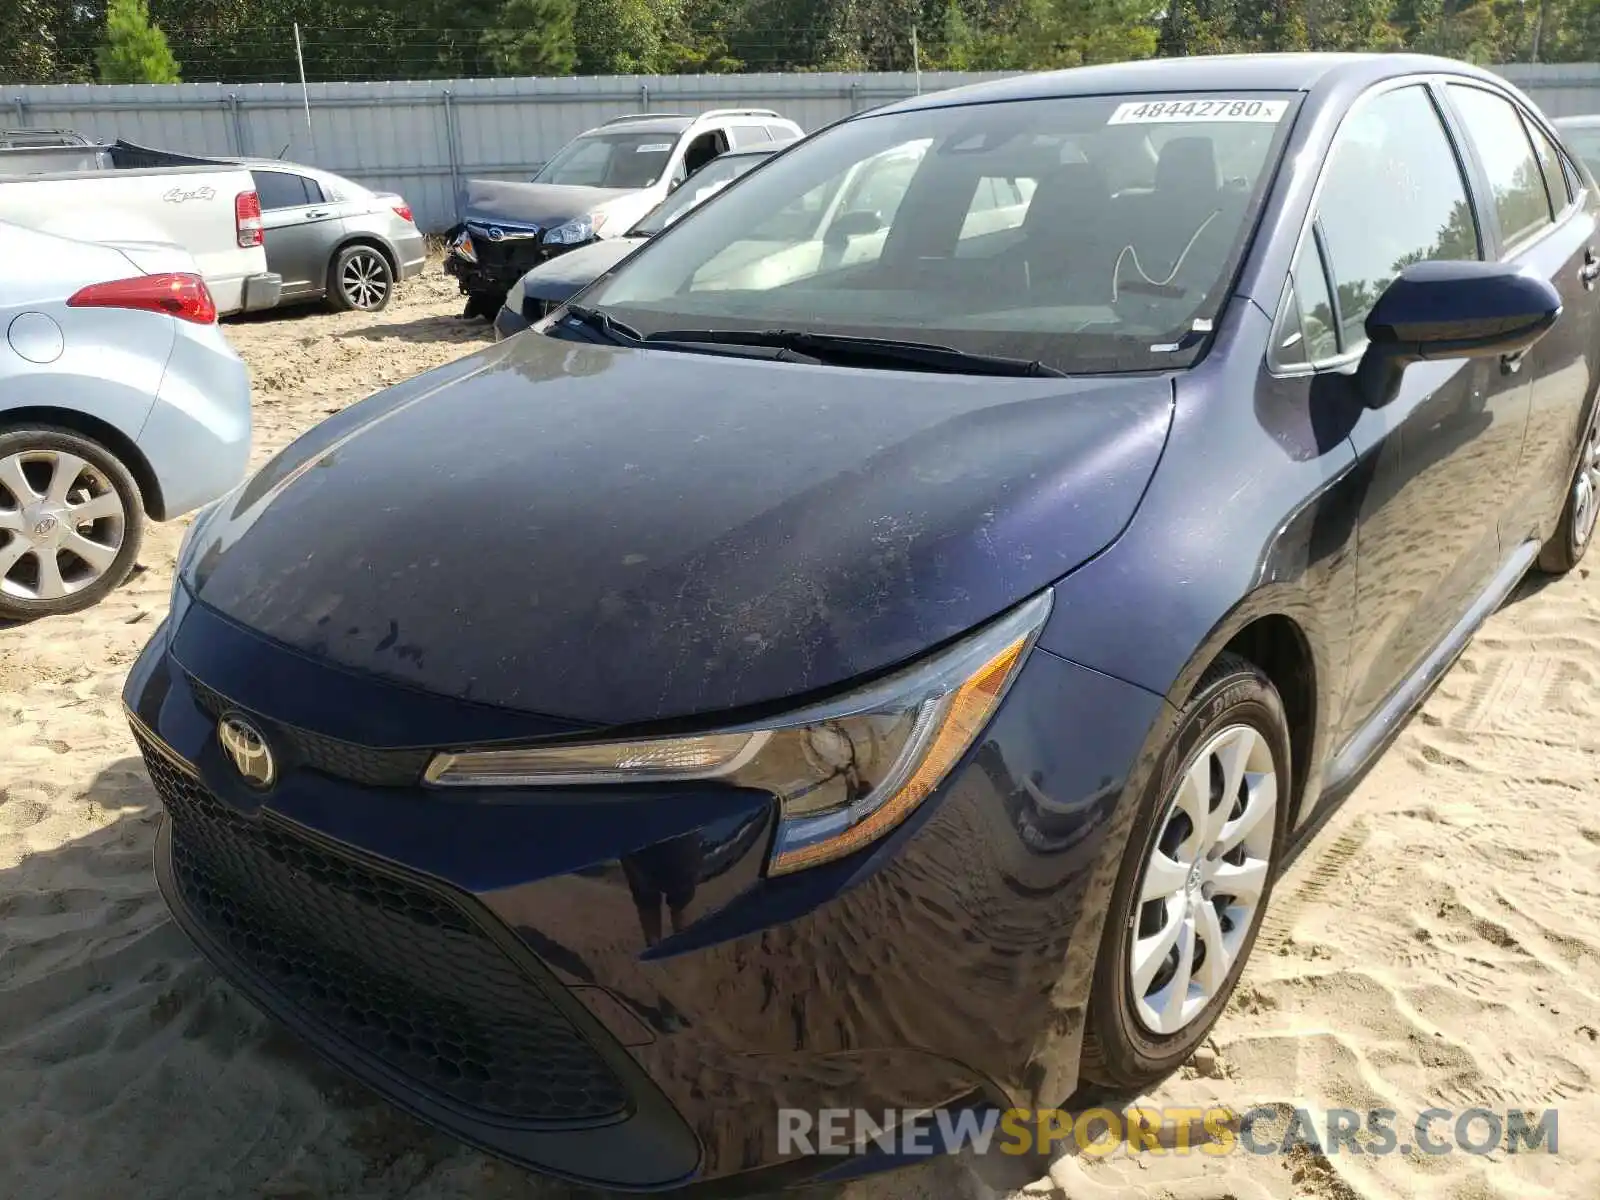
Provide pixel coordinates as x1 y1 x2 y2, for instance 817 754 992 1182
1358 260 1561 406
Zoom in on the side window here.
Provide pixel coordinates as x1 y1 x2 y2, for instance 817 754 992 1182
302 176 326 205
1273 234 1339 369
764 125 798 144
1524 117 1572 214
1447 84 1554 247
251 170 307 211
729 124 769 148
1316 85 1480 352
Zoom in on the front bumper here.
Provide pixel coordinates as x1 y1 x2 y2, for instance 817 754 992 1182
124 591 1166 1190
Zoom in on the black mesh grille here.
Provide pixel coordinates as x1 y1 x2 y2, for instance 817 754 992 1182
186 675 430 788
134 727 630 1125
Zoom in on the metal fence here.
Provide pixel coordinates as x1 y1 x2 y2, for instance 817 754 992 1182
8 63 1600 233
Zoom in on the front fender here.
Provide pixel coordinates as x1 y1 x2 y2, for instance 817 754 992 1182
1037 299 1365 823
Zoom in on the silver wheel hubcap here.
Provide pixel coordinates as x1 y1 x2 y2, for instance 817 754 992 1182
1129 723 1277 1036
0 449 126 602
1572 410 1600 553
342 252 389 309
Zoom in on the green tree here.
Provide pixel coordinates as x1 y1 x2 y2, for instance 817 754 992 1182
96 0 181 83
480 0 577 74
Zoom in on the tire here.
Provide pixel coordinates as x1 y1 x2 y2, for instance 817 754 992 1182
1078 652 1291 1096
0 427 145 621
327 244 394 312
1536 401 1599 575
463 290 502 322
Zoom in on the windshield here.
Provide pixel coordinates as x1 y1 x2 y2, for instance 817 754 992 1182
1563 127 1600 179
533 130 680 189
580 93 1299 374
633 153 771 236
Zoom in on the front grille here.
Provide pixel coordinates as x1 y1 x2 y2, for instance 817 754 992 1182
186 674 430 788
135 728 630 1125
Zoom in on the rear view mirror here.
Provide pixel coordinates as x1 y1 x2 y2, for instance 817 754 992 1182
1358 260 1561 407
824 209 884 246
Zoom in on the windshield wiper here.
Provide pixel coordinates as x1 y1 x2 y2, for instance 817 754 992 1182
557 304 643 345
641 328 1064 378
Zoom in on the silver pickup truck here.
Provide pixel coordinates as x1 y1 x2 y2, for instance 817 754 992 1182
0 137 280 315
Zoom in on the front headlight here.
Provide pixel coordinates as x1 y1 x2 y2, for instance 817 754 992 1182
425 591 1052 874
453 231 477 262
544 213 607 245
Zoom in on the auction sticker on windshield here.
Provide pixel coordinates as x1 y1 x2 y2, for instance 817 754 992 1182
1108 99 1289 124
637 143 673 153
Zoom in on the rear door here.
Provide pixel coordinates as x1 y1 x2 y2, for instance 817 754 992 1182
253 169 341 298
1441 83 1600 548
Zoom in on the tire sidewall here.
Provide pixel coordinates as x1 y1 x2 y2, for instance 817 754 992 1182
1089 664 1291 1081
0 427 144 620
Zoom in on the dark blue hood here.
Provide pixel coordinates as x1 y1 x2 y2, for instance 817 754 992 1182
186 335 1173 727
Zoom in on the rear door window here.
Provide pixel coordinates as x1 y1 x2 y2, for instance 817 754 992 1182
252 170 309 211
730 124 771 148
1524 118 1572 215
1446 84 1555 248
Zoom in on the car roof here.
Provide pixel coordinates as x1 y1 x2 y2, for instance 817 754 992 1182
875 52 1505 115
585 116 696 135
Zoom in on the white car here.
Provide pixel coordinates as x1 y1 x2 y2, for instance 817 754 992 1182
447 109 804 316
0 137 280 316
0 220 251 619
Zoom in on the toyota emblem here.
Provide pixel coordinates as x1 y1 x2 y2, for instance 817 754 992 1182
218 714 276 789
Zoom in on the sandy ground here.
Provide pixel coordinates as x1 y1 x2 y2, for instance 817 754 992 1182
1 266 1596 1200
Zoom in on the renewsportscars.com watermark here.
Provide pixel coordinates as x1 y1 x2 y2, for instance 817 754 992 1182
778 1106 1560 1159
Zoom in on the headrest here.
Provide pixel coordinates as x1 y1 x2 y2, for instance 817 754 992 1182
1154 137 1220 198
1022 160 1111 231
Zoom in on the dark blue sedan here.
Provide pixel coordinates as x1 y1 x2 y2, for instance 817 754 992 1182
125 53 1600 1193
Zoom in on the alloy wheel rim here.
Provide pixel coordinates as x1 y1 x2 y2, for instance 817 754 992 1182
0 449 126 602
342 252 389 309
1572 411 1600 553
1129 723 1277 1037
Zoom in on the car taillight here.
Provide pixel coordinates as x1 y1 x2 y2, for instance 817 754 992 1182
236 190 263 247
392 201 414 224
67 272 218 325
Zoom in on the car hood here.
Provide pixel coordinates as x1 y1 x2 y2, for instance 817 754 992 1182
521 238 644 302
185 335 1174 728
462 178 625 229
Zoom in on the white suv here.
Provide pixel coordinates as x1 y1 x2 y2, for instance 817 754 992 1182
447 109 804 317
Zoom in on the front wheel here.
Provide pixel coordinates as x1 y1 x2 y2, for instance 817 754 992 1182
1078 652 1290 1095
0 427 144 621
328 245 394 312
1537 402 1599 575
462 290 502 322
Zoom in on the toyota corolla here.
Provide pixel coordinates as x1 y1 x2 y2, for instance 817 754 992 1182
125 54 1600 1193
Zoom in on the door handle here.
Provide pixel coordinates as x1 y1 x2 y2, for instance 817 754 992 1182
306 209 330 219
1582 249 1600 288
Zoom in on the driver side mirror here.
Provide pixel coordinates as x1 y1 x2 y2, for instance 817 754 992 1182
824 208 884 247
1357 260 1561 408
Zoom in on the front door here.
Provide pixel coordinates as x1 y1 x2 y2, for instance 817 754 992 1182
1313 82 1533 741
253 170 343 298
1442 84 1600 549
